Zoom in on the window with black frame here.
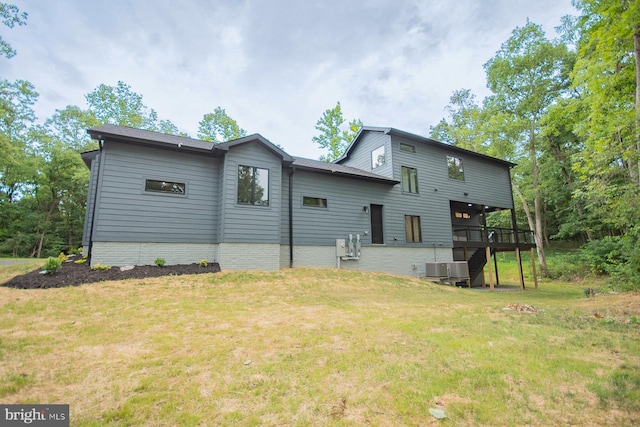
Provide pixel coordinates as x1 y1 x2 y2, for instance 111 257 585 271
237 165 269 206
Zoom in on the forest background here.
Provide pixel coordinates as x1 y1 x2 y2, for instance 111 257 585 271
1 0 638 290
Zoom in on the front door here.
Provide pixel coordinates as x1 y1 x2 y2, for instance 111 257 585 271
370 204 384 244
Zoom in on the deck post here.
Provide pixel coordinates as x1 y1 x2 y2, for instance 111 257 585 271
485 246 494 291
516 247 525 290
530 248 538 289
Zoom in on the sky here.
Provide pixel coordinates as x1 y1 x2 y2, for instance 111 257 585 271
3 0 577 159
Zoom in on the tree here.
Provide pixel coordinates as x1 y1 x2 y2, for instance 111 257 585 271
197 107 246 143
43 106 100 152
483 21 574 277
312 102 362 162
568 0 640 232
0 2 27 59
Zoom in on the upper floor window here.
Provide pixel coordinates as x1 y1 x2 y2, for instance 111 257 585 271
145 179 185 195
447 156 464 180
303 196 327 208
402 166 419 193
371 146 385 169
238 165 269 206
405 215 422 243
400 143 415 153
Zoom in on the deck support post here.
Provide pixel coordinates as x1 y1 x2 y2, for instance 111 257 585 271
516 247 525 290
485 246 494 291
530 248 538 289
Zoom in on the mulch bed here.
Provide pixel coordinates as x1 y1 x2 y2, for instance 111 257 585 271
2 260 221 289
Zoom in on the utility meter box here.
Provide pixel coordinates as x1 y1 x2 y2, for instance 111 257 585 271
336 239 347 257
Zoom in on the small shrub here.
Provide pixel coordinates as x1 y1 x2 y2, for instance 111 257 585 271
58 252 68 262
199 259 208 267
155 258 166 267
91 264 111 271
43 257 62 274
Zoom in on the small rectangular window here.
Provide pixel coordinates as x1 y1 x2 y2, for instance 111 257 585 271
455 212 471 219
401 166 419 193
405 215 422 243
400 143 415 153
303 196 327 208
145 179 185 194
447 156 464 180
238 165 269 206
371 146 385 169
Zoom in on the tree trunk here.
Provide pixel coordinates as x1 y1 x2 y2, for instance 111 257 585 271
530 122 548 277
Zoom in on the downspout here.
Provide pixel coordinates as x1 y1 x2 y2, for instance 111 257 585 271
288 168 294 268
86 138 104 261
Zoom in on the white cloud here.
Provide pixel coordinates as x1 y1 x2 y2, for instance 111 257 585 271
3 0 576 158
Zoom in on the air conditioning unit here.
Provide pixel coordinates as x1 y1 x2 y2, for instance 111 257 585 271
425 262 449 278
447 261 470 279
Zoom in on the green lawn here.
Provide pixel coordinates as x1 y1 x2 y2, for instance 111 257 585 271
1 263 638 426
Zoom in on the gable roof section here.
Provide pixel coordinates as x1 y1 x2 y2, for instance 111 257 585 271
291 157 399 185
336 126 516 168
86 124 292 162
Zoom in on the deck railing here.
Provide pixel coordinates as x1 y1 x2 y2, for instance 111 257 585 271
452 226 535 245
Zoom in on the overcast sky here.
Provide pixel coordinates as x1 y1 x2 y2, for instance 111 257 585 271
4 0 576 159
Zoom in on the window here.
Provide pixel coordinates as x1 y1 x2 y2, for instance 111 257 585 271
405 215 422 243
371 146 385 169
145 179 185 194
400 143 415 153
447 156 464 180
401 166 419 193
303 196 327 208
237 165 269 206
454 212 470 219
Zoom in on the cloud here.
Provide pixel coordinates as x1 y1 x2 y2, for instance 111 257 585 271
3 0 576 158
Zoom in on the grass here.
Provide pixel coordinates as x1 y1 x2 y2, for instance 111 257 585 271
0 261 639 426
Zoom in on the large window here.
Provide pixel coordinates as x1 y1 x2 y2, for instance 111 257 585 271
371 146 385 169
447 156 464 180
145 179 185 195
237 166 269 206
402 166 419 193
405 215 422 243
303 196 327 208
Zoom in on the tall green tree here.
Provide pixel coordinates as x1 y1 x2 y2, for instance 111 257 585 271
312 102 362 162
197 107 246 143
483 21 574 276
0 2 27 59
568 0 640 232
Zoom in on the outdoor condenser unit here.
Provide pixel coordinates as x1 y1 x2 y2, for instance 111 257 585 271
425 262 449 278
447 261 470 280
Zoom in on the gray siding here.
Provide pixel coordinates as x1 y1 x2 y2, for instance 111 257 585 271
220 142 282 243
82 153 101 247
391 135 513 209
93 142 219 243
340 131 393 177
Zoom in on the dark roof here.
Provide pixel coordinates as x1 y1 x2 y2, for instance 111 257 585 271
87 124 216 151
337 126 516 168
291 157 399 185
86 124 292 162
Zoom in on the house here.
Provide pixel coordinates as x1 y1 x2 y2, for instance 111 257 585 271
81 124 536 287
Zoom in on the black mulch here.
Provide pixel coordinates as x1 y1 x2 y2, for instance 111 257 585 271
2 260 221 289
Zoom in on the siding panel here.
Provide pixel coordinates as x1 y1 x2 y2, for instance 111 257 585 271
93 141 219 243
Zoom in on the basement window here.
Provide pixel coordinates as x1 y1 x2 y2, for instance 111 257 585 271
145 179 185 194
